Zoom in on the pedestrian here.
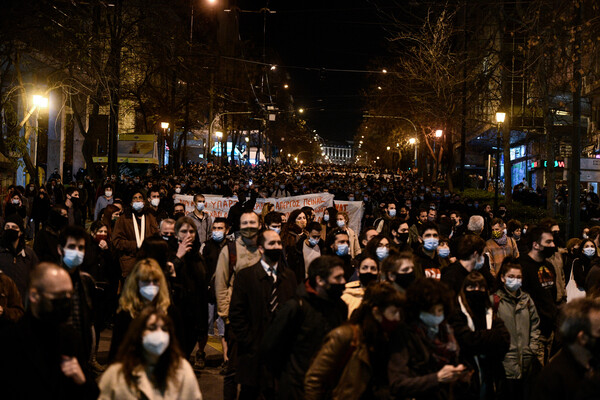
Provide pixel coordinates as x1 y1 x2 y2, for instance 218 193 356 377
0 262 99 399
262 255 348 400
335 211 361 258
112 191 159 277
485 218 520 276
98 307 202 400
305 282 404 400
287 221 326 285
342 254 378 317
229 229 297 399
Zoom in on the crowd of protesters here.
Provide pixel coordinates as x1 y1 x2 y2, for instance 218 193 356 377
0 163 599 399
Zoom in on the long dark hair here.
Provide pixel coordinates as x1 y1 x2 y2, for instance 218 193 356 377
459 271 492 318
349 282 405 349
116 307 182 392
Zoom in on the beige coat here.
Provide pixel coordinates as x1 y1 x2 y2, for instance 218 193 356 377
214 236 262 322
347 227 362 259
98 359 202 400
341 281 364 318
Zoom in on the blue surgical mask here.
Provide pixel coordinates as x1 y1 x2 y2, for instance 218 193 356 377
323 214 330 222
423 238 439 251
212 230 225 242
474 254 485 270
139 284 159 302
419 311 444 328
336 243 349 256
132 201 144 212
505 277 522 292
438 248 450 258
336 220 345 228
62 248 85 269
388 209 396 217
376 247 389 260
196 202 205 211
308 237 320 247
584 247 596 258
270 227 281 235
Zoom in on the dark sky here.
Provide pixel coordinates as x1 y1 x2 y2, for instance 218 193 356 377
239 0 388 143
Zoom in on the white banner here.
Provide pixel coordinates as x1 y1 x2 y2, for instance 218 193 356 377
334 200 365 235
174 193 335 220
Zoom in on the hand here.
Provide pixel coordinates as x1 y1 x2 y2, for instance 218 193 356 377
0 305 4 316
436 364 465 383
61 356 86 385
166 261 176 277
176 236 193 259
98 240 109 250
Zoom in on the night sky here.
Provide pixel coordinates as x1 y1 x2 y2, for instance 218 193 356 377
239 0 388 143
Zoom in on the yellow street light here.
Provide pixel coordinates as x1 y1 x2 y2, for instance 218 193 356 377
207 0 217 4
408 138 416 144
377 86 382 90
160 122 169 129
215 131 223 139
382 69 388 73
386 146 391 150
32 95 48 108
495 112 506 123
244 137 249 143
377 156 380 160
435 129 443 138
287 153 291 157
283 84 289 89
294 157 298 162
298 108 304 114
300 160 304 164
270 65 277 71
359 140 363 144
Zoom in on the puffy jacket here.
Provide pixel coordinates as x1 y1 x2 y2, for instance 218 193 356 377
494 287 541 379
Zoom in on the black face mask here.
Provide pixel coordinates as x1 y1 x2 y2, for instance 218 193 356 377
541 245 557 258
326 283 345 299
586 335 600 362
465 291 488 312
264 248 283 263
173 212 185 221
394 271 415 289
358 272 378 287
3 229 19 243
397 232 409 244
37 296 72 324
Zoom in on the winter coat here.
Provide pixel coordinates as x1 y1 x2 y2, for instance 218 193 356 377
494 287 541 379
0 243 39 304
229 260 297 386
98 359 202 400
0 271 23 326
261 282 347 400
112 212 158 276
304 324 372 400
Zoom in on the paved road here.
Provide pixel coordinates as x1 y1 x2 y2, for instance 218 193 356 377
98 329 224 399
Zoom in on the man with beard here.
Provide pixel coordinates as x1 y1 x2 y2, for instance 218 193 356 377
390 220 411 252
229 229 297 399
215 211 262 400
0 263 98 399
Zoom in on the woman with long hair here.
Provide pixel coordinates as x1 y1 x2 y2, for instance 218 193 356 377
336 211 361 258
448 271 511 399
108 258 181 361
388 278 467 400
320 206 338 240
281 209 308 250
99 307 202 399
305 282 405 399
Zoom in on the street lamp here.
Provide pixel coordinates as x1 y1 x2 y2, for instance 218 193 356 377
386 146 391 150
161 122 169 129
30 94 49 177
409 138 417 168
435 129 443 138
32 95 49 108
298 108 304 114
494 112 506 210
283 84 289 89
159 122 169 168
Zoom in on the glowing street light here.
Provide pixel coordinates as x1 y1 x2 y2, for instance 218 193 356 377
496 112 506 123
294 157 298 162
270 65 277 71
382 69 388 73
215 131 223 139
244 137 249 143
207 0 217 4
298 108 305 114
408 138 416 145
160 122 169 129
386 146 391 150
435 129 443 138
287 153 291 157
32 95 49 108
283 84 289 89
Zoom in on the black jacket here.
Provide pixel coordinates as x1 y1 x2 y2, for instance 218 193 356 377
229 260 297 386
286 237 326 285
518 254 558 336
440 260 496 296
0 312 99 400
261 282 347 400
0 242 39 304
533 347 594 400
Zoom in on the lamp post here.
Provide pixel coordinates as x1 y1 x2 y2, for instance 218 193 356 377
494 112 506 210
30 95 49 181
409 138 417 168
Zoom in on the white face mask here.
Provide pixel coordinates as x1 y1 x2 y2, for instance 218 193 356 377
174 188 181 194
150 198 160 207
139 284 159 302
143 330 170 356
196 202 205 212
105 190 113 197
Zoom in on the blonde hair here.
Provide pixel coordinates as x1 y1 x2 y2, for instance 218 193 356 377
337 211 350 223
118 258 170 318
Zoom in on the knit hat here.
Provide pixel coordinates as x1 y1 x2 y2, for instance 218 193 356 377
4 213 24 232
